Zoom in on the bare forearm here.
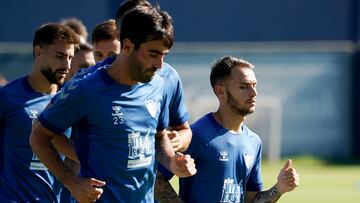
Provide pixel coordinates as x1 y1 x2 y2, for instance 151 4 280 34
51 135 79 163
176 128 191 152
252 186 282 203
155 172 183 203
156 130 175 169
30 126 77 188
170 122 192 152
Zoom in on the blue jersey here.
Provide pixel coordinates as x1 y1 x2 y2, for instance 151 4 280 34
180 113 263 203
39 67 169 202
54 56 189 126
0 76 64 202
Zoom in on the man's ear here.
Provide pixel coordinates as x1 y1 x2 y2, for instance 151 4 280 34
122 38 134 55
214 85 226 100
33 45 42 58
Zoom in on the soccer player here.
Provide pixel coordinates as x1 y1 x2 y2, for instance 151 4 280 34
91 19 120 62
30 6 196 203
60 17 89 44
57 2 193 201
179 56 299 203
0 23 80 202
65 42 95 82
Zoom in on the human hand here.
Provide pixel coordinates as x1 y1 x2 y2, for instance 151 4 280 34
167 130 184 152
170 152 196 177
68 177 106 203
276 159 299 194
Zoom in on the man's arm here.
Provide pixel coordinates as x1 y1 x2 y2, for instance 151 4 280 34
246 187 282 203
30 121 105 202
155 129 196 177
167 121 192 152
246 159 299 203
49 129 79 163
38 102 79 163
155 172 184 203
154 123 191 202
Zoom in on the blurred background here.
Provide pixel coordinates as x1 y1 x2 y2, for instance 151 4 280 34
0 0 360 201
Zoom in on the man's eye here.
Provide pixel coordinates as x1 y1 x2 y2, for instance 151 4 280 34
56 55 64 59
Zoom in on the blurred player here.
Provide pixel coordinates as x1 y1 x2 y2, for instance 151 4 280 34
0 23 79 202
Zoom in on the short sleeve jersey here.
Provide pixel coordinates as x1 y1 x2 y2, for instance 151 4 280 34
39 68 169 202
180 113 263 203
0 76 63 202
53 56 189 126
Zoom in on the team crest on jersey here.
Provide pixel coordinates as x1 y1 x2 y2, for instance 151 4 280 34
219 151 229 161
28 109 39 119
243 152 253 170
145 99 160 118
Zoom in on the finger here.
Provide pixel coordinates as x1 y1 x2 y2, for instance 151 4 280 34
171 139 179 146
167 131 177 139
176 156 194 166
282 159 292 171
93 187 104 195
89 178 106 187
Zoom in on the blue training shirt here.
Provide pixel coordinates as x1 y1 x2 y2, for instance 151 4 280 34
180 113 263 203
54 56 189 126
0 76 64 202
52 56 189 202
39 67 170 202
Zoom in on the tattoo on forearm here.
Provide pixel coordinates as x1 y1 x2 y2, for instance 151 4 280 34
154 172 184 203
253 186 282 203
155 131 175 166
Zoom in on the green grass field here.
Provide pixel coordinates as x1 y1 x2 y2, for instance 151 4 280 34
170 157 360 203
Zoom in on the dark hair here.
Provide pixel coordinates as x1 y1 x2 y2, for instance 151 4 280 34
210 56 254 89
91 19 117 44
120 6 173 50
115 0 151 29
60 17 88 41
32 23 80 57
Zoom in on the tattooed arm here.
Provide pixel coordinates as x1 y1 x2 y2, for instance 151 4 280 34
246 159 299 203
246 186 282 203
155 129 196 177
154 171 184 203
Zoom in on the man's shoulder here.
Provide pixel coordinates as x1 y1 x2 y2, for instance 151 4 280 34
0 76 28 99
242 125 262 144
158 62 180 80
191 113 217 137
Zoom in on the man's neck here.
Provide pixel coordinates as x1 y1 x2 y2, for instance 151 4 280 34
213 108 245 133
27 70 58 95
106 56 138 85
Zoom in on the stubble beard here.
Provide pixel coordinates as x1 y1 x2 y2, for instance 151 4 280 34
40 65 64 85
226 89 255 117
129 53 156 83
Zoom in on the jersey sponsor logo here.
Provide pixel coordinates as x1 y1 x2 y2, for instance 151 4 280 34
127 131 153 168
30 154 48 170
112 101 124 125
220 178 243 203
145 99 160 118
219 151 229 161
243 152 253 170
